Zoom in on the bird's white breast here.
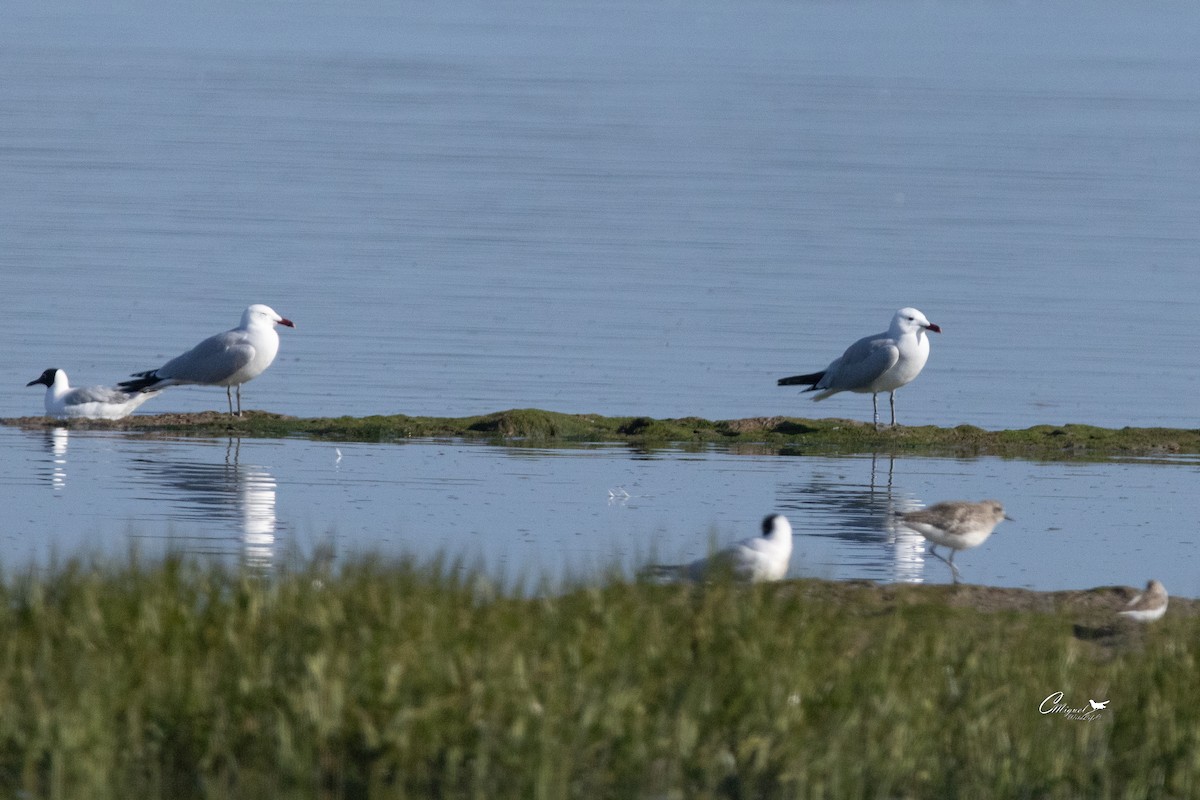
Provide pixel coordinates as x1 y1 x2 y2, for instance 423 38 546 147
225 328 280 386
872 329 930 392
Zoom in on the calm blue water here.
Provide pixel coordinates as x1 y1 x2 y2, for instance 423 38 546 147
3 1 1199 592
4 0 1200 428
5 426 1198 597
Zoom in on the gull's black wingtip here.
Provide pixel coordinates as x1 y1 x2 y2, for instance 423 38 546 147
117 371 162 394
777 371 823 387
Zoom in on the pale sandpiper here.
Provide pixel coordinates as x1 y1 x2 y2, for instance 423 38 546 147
1117 579 1168 623
896 499 1010 582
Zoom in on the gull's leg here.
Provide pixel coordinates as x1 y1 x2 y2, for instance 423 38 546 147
872 394 880 430
890 391 897 426
236 385 243 417
226 387 234 417
947 550 962 583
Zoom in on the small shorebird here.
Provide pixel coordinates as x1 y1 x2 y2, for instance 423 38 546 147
643 514 793 584
118 304 295 417
896 499 1011 582
1117 580 1168 623
777 307 941 429
27 368 161 420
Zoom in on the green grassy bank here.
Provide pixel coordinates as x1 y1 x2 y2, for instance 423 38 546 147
0 557 1195 799
7 408 1200 460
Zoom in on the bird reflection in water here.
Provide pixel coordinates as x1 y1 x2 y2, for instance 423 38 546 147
47 428 69 492
238 453 278 570
124 437 280 570
778 451 927 584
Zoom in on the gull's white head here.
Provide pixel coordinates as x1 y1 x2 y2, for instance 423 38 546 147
891 307 941 336
762 514 792 539
243 304 296 330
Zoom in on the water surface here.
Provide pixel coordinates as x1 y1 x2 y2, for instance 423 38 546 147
4 0 1200 429
7 427 1197 597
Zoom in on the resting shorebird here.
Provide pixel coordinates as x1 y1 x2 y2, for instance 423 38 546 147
27 368 160 420
643 514 793 584
1117 580 1168 623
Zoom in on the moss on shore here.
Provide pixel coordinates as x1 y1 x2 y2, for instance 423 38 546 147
6 408 1200 460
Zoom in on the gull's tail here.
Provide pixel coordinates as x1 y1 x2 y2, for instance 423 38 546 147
777 371 824 389
118 370 164 394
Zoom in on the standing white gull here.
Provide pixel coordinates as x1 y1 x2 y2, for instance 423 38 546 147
27 368 161 420
118 304 295 417
778 307 940 428
642 514 793 583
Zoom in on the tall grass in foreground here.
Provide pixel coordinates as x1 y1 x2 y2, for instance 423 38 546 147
0 556 1195 799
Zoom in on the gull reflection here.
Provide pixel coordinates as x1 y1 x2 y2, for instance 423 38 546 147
32 427 71 491
779 452 927 584
126 438 280 570
49 428 69 491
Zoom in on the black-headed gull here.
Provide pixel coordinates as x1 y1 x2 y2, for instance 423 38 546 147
896 499 1010 582
1118 580 1168 623
119 304 295 417
27 368 161 420
643 514 793 583
778 307 941 428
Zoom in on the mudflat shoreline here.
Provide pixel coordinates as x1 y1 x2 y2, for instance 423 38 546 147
5 409 1200 460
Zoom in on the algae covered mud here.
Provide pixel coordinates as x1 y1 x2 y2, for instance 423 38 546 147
0 557 1196 799
6 408 1200 460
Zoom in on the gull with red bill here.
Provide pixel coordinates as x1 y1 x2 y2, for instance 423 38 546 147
119 304 296 417
778 307 941 429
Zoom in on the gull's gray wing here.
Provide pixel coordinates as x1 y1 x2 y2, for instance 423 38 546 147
63 385 135 406
158 330 255 384
819 332 899 392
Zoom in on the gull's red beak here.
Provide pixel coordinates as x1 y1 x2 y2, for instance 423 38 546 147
279 317 296 329
926 322 942 333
